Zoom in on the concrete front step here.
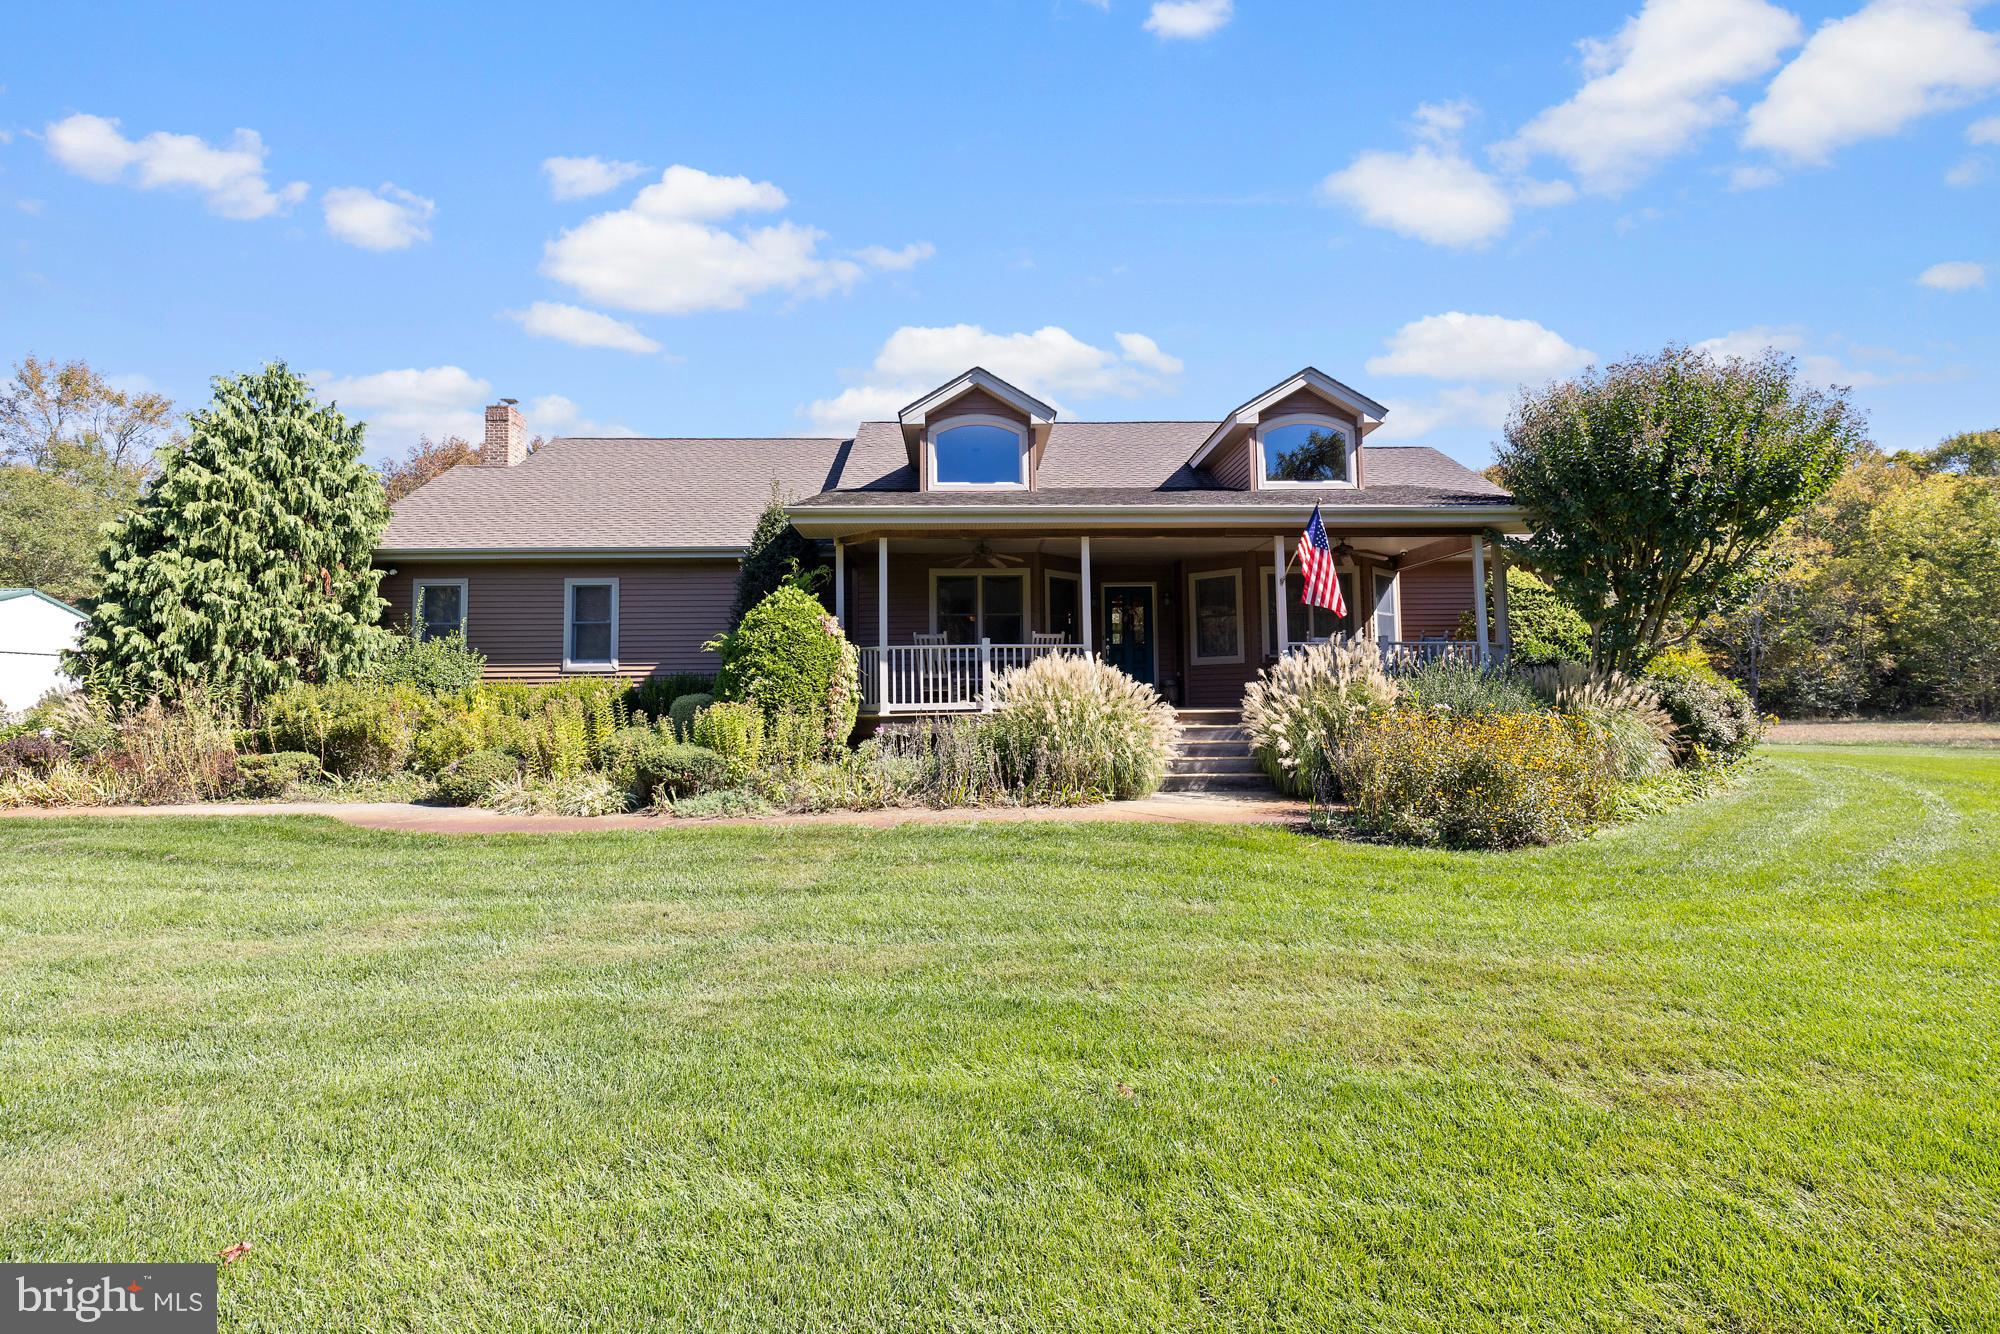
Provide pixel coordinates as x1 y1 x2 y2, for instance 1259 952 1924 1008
1177 725 1249 745
1167 754 1262 776
1161 771 1274 793
1177 738 1253 758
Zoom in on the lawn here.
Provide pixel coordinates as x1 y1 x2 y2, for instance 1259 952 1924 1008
2 747 1996 1331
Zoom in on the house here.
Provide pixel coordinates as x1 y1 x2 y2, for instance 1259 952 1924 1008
0 588 86 716
377 366 1526 715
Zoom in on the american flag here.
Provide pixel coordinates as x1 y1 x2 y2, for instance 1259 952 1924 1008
1297 504 1347 617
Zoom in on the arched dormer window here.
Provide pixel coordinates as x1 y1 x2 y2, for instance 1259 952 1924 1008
928 416 1028 488
1257 415 1355 487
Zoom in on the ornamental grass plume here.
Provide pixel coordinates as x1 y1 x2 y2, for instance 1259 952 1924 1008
1241 638 1397 798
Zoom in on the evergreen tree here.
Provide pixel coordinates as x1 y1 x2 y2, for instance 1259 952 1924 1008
71 363 389 701
730 483 824 624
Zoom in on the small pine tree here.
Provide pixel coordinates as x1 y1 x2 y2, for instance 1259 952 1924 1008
731 483 824 624
71 362 390 702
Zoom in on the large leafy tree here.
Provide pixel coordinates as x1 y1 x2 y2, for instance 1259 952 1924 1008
379 433 479 502
1495 345 1864 673
72 363 389 702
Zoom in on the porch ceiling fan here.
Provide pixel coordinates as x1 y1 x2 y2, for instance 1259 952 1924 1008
948 540 1025 568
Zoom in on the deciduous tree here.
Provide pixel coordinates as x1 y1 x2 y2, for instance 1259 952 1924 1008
1496 345 1863 673
379 434 479 502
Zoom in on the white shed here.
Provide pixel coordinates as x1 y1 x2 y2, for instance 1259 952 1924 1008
0 589 86 717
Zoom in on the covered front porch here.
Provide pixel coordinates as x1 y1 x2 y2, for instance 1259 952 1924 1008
827 528 1516 716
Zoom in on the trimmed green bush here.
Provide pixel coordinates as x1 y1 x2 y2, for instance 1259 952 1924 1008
667 693 713 742
626 673 715 724
640 742 730 800
713 586 858 755
236 750 325 797
1506 569 1591 666
984 654 1180 803
435 748 519 805
1645 660 1763 763
1340 710 1620 849
1241 639 1397 798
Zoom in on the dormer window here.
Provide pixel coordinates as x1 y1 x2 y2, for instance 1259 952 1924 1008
1258 416 1355 486
929 417 1028 488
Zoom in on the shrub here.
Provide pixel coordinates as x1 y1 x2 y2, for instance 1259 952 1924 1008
103 691 243 803
435 748 520 805
1506 569 1591 666
1340 710 1620 849
692 700 765 774
0 733 69 777
1242 640 1397 798
1645 661 1763 764
1524 664 1676 781
260 682 428 777
236 750 325 797
628 737 729 801
873 717 1006 807
667 692 713 742
0 760 118 808
984 654 1180 803
713 586 857 754
367 627 486 693
482 770 630 817
626 673 715 724
661 786 777 819
1396 658 1545 717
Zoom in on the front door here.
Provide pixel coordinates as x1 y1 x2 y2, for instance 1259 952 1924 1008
1099 584 1156 685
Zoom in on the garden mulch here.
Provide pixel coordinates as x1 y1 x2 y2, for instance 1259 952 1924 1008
0 791 1310 835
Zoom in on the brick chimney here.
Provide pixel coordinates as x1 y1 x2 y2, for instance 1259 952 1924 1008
482 399 528 466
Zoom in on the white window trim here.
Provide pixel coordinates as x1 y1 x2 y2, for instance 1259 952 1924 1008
1258 564 1354 655
411 578 468 640
1044 570 1080 639
1187 568 1245 666
928 568 1030 642
563 577 619 673
926 415 1030 491
1255 413 1358 489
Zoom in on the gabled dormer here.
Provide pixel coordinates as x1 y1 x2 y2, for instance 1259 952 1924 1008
1188 367 1388 491
898 367 1056 491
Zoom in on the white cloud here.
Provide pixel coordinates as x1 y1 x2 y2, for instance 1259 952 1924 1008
506 301 663 354
1412 99 1478 143
1971 115 2000 144
852 241 936 271
1114 331 1184 375
542 155 646 200
1367 312 1594 382
522 393 634 438
541 164 914 315
1144 0 1233 39
1917 259 1988 290
1695 324 1912 386
43 112 307 220
1513 178 1578 207
1728 163 1784 189
803 324 1182 434
322 183 434 250
1945 156 1990 185
1370 386 1515 443
310 366 491 444
1320 145 1513 248
1503 0 1802 192
1744 0 2000 165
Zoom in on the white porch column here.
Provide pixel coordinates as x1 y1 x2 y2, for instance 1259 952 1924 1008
1471 535 1492 664
876 536 890 707
833 539 846 630
1272 534 1289 656
1079 535 1093 653
1490 544 1510 661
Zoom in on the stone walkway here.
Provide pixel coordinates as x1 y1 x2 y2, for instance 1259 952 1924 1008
1 791 1310 835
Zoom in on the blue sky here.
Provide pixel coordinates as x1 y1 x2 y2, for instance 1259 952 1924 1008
3 0 1994 466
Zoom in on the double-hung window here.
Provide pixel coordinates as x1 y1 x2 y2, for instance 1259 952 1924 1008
564 578 619 672
931 571 1026 644
1188 569 1244 665
412 579 467 642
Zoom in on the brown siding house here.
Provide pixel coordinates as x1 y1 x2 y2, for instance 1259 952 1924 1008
376 367 1526 713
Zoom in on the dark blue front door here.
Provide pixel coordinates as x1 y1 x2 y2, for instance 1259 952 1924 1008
1100 584 1156 685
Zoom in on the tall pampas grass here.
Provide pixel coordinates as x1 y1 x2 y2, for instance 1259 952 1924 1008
1241 639 1397 798
985 654 1180 803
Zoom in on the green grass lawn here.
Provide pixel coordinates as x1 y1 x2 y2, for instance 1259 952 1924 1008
2 747 1996 1331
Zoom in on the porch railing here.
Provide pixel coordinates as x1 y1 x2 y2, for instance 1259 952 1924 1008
1284 637 1501 669
858 640 1085 714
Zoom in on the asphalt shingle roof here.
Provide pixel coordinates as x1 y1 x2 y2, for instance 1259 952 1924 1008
378 422 1510 552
